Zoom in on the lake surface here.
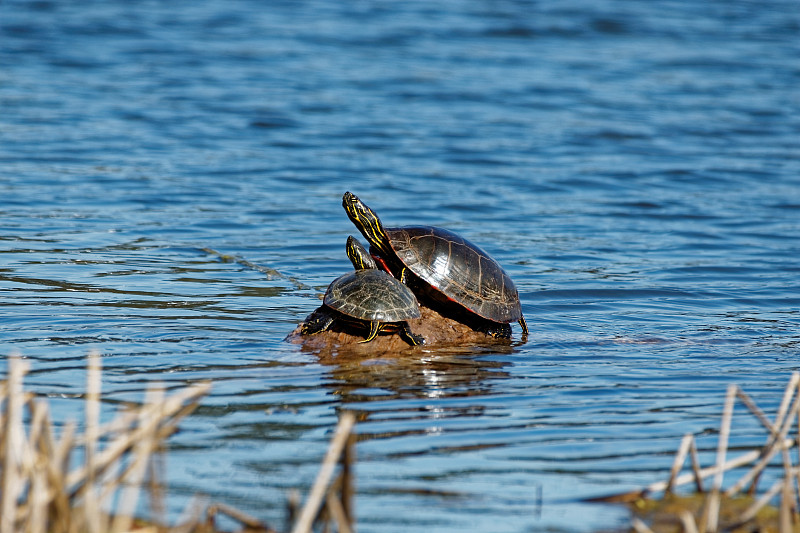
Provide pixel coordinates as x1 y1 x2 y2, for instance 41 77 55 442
2 0 799 531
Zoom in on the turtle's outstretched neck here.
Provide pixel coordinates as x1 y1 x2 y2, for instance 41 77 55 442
346 235 378 270
342 192 393 257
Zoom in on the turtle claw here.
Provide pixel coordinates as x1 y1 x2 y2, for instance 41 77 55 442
478 322 512 339
404 332 425 346
400 322 425 346
518 316 529 336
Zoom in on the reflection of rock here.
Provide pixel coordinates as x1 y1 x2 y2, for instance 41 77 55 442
286 303 506 357
326 351 510 402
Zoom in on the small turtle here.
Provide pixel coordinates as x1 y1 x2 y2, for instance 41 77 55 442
301 236 425 346
342 191 528 339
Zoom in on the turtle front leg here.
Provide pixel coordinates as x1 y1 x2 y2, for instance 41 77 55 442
399 322 425 346
359 321 381 343
301 308 336 335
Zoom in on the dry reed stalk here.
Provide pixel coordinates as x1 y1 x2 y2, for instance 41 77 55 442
97 449 123 532
780 474 792 533
779 444 796 521
631 517 656 533
207 502 272 530
30 457 48 533
75 409 139 445
286 489 300 528
291 412 357 533
84 350 104 533
27 397 48 454
689 436 704 493
775 373 800 433
627 376 800 502
109 386 164 533
147 444 167 526
638 438 796 498
28 399 50 533
796 400 800 498
666 434 694 494
679 510 700 533
65 381 211 494
597 372 800 533
1 353 213 533
341 430 356 523
1 356 28 533
704 384 736 532
51 421 77 533
725 378 800 497
736 478 783 524
170 496 207 533
735 388 777 437
4 352 356 533
324 493 353 533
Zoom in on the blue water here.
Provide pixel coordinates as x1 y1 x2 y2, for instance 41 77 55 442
2 0 799 531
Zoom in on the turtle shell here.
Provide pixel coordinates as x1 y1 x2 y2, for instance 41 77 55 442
384 226 522 324
324 269 421 323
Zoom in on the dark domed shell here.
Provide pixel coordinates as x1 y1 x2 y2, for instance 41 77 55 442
324 269 421 323
386 226 522 324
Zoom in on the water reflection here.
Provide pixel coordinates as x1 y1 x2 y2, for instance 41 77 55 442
316 348 517 468
316 346 513 402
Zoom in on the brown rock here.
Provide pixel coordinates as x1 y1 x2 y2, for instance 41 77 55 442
285 303 510 358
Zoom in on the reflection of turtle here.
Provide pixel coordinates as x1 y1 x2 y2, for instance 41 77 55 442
342 192 528 339
301 236 425 346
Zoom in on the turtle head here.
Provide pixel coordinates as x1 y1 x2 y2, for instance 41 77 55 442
342 192 392 256
345 235 378 270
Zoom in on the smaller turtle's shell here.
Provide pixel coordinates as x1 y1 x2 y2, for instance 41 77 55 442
324 269 421 323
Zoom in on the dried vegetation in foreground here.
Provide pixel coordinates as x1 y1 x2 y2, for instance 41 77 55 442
594 373 800 533
8 350 800 533
0 354 356 533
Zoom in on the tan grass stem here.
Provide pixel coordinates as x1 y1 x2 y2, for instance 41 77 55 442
291 412 357 533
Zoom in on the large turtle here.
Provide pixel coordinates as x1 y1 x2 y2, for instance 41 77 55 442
301 236 425 346
342 192 528 339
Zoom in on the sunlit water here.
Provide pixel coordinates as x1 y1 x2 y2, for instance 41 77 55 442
2 1 799 531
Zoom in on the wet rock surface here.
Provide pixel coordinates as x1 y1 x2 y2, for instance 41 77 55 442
286 302 507 357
